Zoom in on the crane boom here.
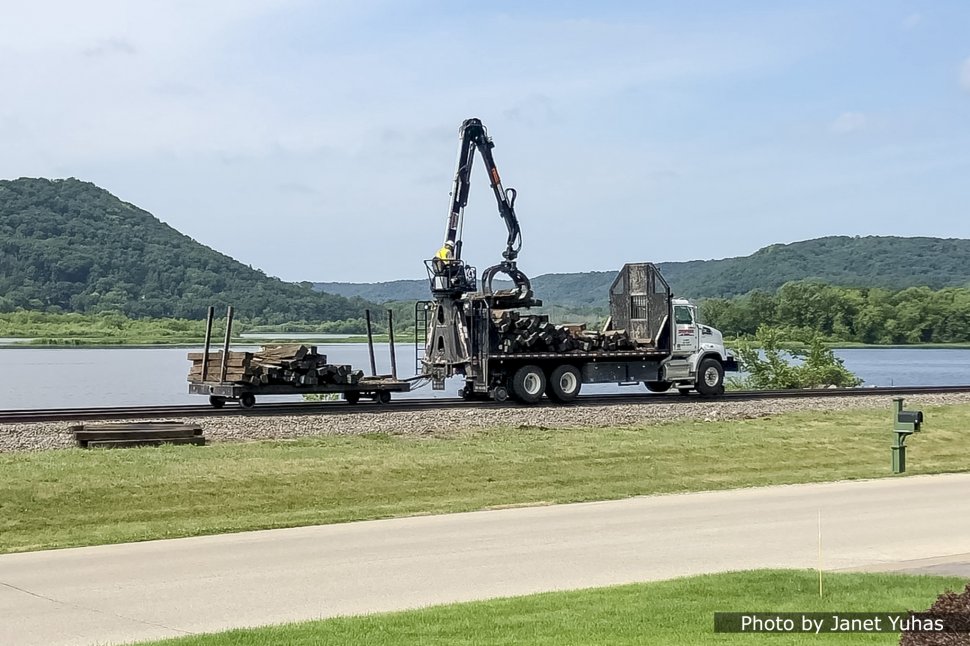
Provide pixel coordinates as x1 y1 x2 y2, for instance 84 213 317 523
442 118 522 264
432 118 531 301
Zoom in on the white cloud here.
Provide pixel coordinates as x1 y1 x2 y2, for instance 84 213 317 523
831 112 868 134
961 57 970 92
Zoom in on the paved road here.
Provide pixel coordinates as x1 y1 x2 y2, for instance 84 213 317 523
2 473 969 646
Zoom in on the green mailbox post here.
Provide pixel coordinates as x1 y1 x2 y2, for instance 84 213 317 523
892 397 923 474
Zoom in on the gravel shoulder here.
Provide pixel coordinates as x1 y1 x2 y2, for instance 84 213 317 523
4 392 970 453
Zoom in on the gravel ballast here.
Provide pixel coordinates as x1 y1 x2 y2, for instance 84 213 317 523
3 393 970 454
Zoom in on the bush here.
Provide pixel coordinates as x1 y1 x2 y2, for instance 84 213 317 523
731 326 863 389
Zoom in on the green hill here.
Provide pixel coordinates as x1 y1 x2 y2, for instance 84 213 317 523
660 236 970 299
0 178 373 322
314 272 618 306
316 236 970 306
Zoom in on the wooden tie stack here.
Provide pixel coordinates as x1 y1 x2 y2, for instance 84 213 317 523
187 344 364 387
73 422 205 449
492 311 638 354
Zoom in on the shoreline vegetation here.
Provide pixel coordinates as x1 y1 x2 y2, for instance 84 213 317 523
0 312 414 347
2 311 970 350
2 336 968 350
0 335 409 348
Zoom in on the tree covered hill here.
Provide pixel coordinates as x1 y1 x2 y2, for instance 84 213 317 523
317 236 970 306
0 178 373 322
660 236 970 299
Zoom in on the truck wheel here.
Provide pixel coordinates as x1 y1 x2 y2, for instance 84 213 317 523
344 391 360 405
376 391 391 404
547 365 582 403
208 395 226 409
644 381 672 393
695 358 725 396
239 393 256 409
511 365 546 404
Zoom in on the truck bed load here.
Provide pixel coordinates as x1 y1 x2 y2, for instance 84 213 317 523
187 344 364 387
492 311 655 354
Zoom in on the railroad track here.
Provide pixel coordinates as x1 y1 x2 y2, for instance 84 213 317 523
3 385 970 424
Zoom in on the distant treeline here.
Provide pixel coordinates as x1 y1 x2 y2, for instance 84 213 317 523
0 311 379 344
700 281 970 344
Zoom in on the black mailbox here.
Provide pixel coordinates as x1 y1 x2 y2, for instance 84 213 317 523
892 398 924 474
895 408 923 433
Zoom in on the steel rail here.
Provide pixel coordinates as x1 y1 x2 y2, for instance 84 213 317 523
2 385 970 424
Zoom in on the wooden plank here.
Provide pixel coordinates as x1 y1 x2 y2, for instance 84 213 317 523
84 437 206 449
76 429 203 442
79 422 202 432
187 351 253 362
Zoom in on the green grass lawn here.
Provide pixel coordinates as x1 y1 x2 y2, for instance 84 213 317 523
136 570 967 645
2 402 969 554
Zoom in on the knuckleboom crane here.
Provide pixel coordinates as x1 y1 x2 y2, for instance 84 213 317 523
419 118 740 403
432 117 532 298
422 118 540 395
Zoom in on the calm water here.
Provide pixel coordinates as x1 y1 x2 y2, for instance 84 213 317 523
1 345 969 410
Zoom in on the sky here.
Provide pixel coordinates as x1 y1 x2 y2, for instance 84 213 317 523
1 0 968 283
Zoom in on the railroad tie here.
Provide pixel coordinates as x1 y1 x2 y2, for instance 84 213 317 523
71 421 205 449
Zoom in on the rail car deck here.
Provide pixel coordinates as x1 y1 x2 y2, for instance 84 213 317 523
189 377 411 408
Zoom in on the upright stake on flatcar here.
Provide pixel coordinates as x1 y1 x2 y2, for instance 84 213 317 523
365 309 377 377
201 306 214 382
387 309 398 380
220 306 234 383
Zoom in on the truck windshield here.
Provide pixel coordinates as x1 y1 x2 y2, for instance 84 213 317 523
674 306 693 325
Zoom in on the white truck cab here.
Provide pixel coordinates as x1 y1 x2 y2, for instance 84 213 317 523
648 298 738 395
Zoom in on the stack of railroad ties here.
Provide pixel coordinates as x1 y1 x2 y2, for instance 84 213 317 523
492 311 641 353
187 344 364 387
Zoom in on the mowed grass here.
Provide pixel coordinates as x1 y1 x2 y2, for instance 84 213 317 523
2 402 969 553
138 570 967 646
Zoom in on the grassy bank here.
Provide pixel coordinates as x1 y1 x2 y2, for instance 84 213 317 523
138 570 966 645
724 339 970 351
0 311 406 347
2 403 969 554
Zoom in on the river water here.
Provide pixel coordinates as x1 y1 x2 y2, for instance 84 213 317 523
1 345 968 410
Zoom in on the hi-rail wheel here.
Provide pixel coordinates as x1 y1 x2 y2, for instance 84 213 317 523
547 364 582 403
511 365 546 404
376 390 392 405
695 358 725 396
344 391 361 405
677 387 692 396
209 395 226 409
644 381 672 393
491 385 509 402
239 392 257 409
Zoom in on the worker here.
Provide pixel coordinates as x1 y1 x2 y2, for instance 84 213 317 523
436 241 455 261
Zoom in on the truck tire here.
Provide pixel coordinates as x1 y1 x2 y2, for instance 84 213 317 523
239 392 256 409
547 364 582 403
511 365 546 404
209 395 226 408
695 357 725 396
644 381 672 393
344 391 360 405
